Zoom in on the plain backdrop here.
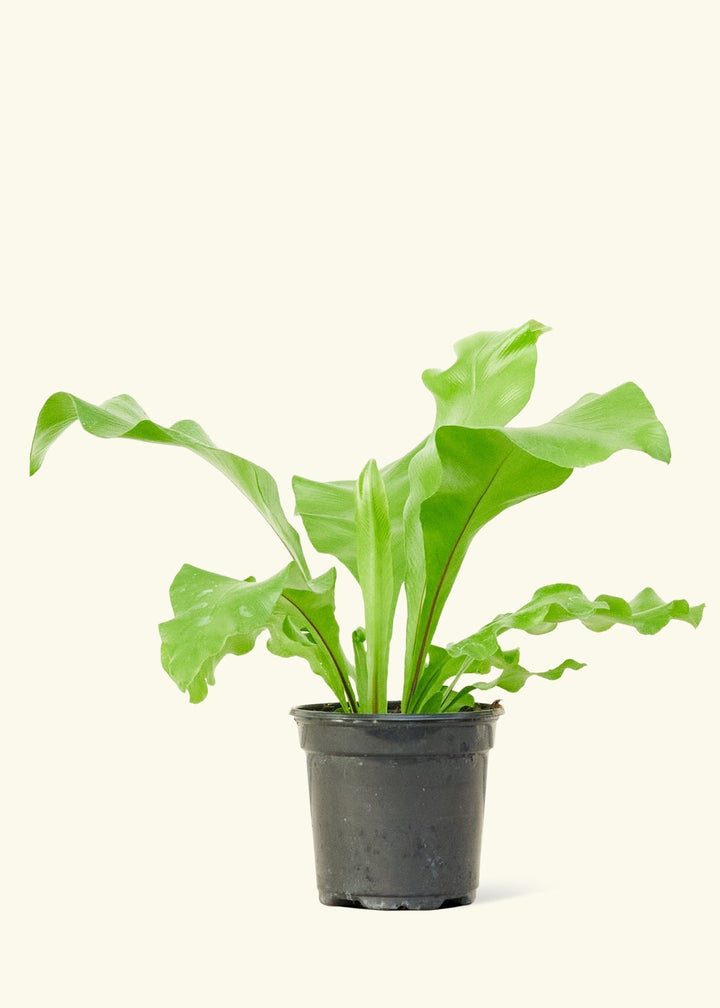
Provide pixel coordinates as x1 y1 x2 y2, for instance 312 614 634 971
2 2 718 1006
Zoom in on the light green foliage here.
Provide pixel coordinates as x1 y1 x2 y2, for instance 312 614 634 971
30 324 703 711
159 564 291 703
408 584 704 713
292 444 416 593
30 392 310 579
401 381 670 707
266 564 356 712
159 561 355 709
355 460 395 712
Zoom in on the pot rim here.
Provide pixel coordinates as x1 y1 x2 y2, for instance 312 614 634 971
290 701 504 725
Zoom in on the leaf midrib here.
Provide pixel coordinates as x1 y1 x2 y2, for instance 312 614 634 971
407 446 515 705
281 592 357 712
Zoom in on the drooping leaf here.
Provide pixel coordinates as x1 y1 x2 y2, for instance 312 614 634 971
267 564 357 711
354 459 395 711
402 383 672 709
159 563 292 703
30 392 310 578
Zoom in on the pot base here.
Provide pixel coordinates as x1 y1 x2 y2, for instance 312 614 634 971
319 890 476 911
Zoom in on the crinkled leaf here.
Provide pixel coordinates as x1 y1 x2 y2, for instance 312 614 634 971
30 392 310 578
452 583 704 655
410 583 704 710
412 645 584 711
159 561 356 709
462 652 588 694
159 563 292 703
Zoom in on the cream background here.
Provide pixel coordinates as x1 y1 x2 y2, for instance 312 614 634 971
2 2 718 1006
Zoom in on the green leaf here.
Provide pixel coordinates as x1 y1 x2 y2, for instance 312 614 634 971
410 645 583 711
31 324 703 716
420 685 478 713
494 383 671 468
292 444 416 593
292 321 548 590
292 476 359 577
159 563 292 703
402 430 571 707
354 459 395 711
411 646 471 713
409 582 705 710
159 560 357 709
30 392 310 578
267 564 357 712
459 652 587 695
452 583 705 652
402 382 672 709
422 319 548 428
421 650 585 709
352 627 369 708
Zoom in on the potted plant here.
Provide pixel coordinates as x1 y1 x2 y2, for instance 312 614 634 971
30 320 703 909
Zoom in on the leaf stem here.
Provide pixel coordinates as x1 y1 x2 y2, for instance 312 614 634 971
352 628 369 712
438 656 474 710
